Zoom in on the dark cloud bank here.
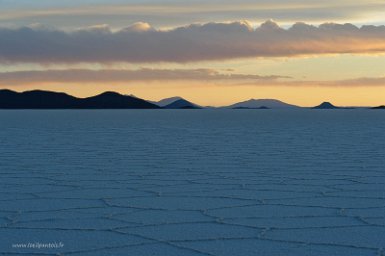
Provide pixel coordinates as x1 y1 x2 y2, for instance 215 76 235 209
1 20 385 64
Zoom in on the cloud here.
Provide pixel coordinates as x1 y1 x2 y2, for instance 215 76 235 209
1 1 385 29
122 22 153 32
1 20 385 64
237 77 385 87
0 68 290 85
315 77 385 87
1 68 385 88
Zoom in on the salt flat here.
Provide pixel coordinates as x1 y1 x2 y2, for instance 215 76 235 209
0 109 384 256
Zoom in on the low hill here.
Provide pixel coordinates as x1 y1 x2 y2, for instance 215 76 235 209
312 102 339 109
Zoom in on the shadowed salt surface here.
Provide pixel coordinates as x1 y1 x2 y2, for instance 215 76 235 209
0 109 384 256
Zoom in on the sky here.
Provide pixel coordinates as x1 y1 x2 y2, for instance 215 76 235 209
0 0 385 106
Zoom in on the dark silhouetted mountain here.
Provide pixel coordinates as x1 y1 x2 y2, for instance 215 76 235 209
163 99 201 109
227 99 299 109
372 105 385 109
0 90 159 109
312 102 340 109
0 89 78 109
80 91 159 109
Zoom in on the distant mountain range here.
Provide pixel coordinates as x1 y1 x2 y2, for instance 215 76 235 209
0 90 159 109
150 97 201 109
164 99 201 109
226 99 300 109
0 89 384 109
150 97 183 107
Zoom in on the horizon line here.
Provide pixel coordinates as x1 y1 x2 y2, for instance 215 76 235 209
0 88 382 109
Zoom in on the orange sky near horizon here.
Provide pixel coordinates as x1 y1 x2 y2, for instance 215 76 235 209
3 82 385 107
